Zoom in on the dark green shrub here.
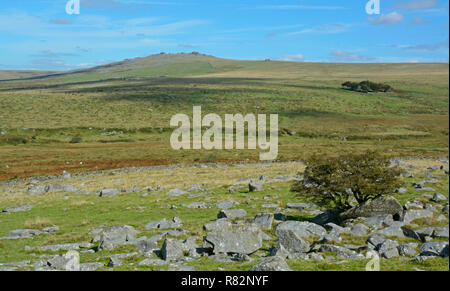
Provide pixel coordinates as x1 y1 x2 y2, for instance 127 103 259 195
69 136 83 144
342 80 393 93
291 151 402 210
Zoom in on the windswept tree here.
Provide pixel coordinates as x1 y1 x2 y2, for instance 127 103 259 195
291 151 402 210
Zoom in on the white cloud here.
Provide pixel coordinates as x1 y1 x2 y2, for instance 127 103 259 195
246 5 345 11
220 24 304 34
289 24 350 35
50 18 73 25
368 12 404 25
275 54 305 62
409 16 429 25
390 40 449 51
392 0 439 10
330 50 375 62
0 13 207 39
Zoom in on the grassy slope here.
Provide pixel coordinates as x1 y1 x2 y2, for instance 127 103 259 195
0 53 448 180
0 70 58 81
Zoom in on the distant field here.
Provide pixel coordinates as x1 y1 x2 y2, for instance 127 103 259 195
0 53 448 180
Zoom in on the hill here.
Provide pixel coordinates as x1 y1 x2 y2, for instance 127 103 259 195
0 53 448 180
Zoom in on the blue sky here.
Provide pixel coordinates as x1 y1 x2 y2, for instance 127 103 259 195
0 0 448 70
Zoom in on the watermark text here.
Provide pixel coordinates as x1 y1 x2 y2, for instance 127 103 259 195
170 106 279 161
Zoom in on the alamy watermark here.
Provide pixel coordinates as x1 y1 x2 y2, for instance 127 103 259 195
366 0 381 15
170 106 279 161
66 0 80 15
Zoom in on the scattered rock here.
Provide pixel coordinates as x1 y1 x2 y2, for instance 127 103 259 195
215 200 237 209
400 209 434 224
181 202 210 209
420 241 449 257
443 205 449 215
276 229 310 254
249 181 264 192
378 239 399 259
398 243 418 257
434 227 449 239
367 235 387 249
363 214 394 228
139 259 167 266
275 221 326 238
27 185 49 195
203 219 232 232
2 204 33 213
250 256 292 271
187 184 203 192
43 225 59 234
251 213 274 229
146 217 183 230
349 223 369 236
376 223 405 237
395 188 408 194
50 184 90 195
97 225 138 251
268 243 290 259
46 251 80 271
161 238 185 261
80 262 103 271
99 188 119 197
4 229 42 239
324 223 347 234
108 256 122 267
432 193 447 203
316 244 364 260
121 186 142 193
167 188 189 196
404 201 423 210
205 225 263 255
339 196 403 220
25 242 92 252
218 209 247 220
135 238 159 256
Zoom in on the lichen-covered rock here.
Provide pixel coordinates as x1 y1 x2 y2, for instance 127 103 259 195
99 188 119 197
420 241 449 257
250 256 292 271
275 221 326 238
2 204 33 213
46 251 80 271
203 219 232 232
205 225 263 255
217 209 247 220
145 217 183 230
275 229 310 254
400 209 434 224
161 238 185 261
249 181 264 192
167 188 189 196
339 196 403 220
251 213 274 229
97 225 138 251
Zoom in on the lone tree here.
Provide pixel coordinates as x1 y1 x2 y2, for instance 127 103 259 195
291 151 401 210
